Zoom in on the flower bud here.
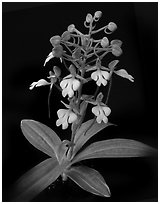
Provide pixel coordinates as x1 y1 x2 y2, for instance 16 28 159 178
108 22 117 32
72 48 81 59
96 92 104 102
86 13 93 23
69 64 76 76
101 37 109 48
53 66 61 77
67 24 75 32
52 45 63 58
61 31 71 41
111 45 122 57
50 35 61 47
110 39 122 47
94 11 102 19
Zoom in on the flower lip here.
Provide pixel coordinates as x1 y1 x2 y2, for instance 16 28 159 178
92 105 111 124
60 75 80 98
56 108 77 129
91 69 109 86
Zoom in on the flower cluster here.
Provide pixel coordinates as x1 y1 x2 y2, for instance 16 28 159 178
30 11 134 130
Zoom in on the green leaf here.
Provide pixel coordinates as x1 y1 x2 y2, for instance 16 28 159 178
21 120 61 158
72 139 156 164
11 157 66 201
73 119 114 156
74 119 94 144
66 166 110 197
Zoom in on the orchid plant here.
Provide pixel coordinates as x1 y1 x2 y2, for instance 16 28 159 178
12 11 155 201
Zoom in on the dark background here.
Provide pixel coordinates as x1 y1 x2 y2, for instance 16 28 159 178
3 2 158 201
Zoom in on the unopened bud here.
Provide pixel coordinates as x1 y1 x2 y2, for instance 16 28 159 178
108 22 117 32
94 11 102 19
67 24 75 32
52 45 63 58
53 66 61 77
86 13 93 23
69 64 76 76
111 39 122 47
112 45 122 57
50 35 61 47
101 37 109 48
96 92 104 102
72 48 81 59
61 31 71 41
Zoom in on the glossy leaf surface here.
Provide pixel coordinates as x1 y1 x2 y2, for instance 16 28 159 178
72 139 156 164
66 166 110 197
21 120 61 158
12 157 65 201
73 119 113 156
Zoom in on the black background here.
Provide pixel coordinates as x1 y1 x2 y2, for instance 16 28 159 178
3 2 158 201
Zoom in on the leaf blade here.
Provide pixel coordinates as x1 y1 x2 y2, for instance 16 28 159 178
73 120 114 156
11 157 65 201
66 166 110 197
72 139 156 164
21 120 61 158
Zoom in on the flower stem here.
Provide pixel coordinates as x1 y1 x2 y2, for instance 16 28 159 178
105 77 112 105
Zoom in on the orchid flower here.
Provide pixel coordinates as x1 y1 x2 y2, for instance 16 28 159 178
56 101 77 129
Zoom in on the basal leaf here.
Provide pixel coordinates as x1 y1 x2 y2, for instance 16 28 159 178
21 120 61 158
11 157 66 201
66 166 110 197
73 120 114 156
72 139 156 164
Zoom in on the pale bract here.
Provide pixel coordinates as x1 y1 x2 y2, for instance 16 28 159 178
60 74 80 98
44 52 54 66
91 70 110 86
114 69 134 82
56 109 77 129
92 105 111 124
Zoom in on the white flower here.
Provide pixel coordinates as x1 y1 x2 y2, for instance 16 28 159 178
91 70 110 86
56 109 77 129
60 74 80 98
92 105 111 124
29 79 50 90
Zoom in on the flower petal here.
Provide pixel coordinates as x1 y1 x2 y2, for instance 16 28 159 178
29 79 50 90
103 116 108 123
57 109 67 118
60 79 68 89
103 107 111 116
68 112 77 123
64 74 72 79
96 115 103 123
72 79 80 91
91 71 98 81
101 71 109 80
62 121 68 129
92 106 100 116
56 118 62 127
